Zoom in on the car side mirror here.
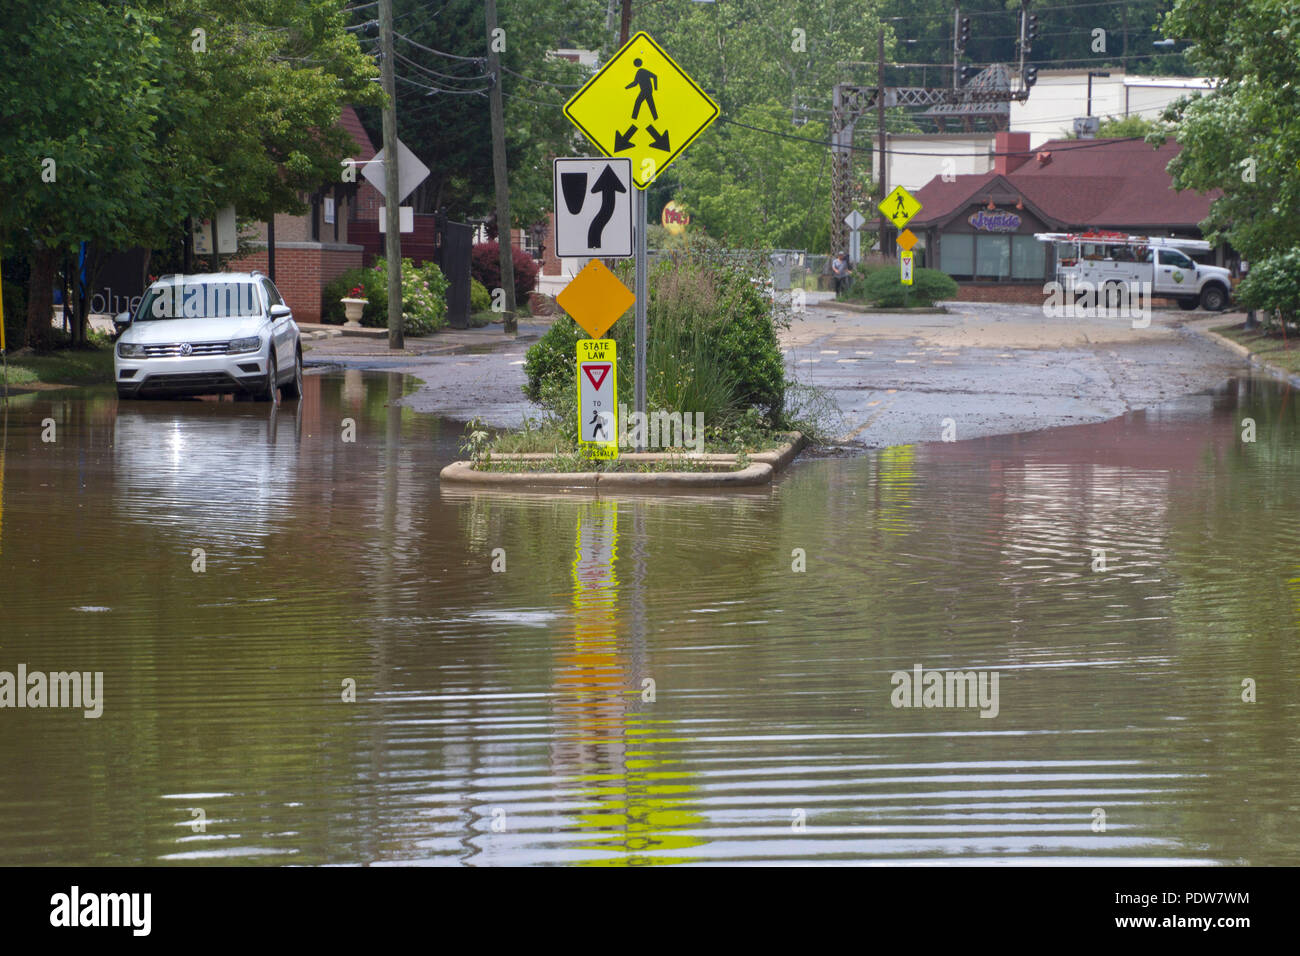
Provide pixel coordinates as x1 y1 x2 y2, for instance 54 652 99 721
270 304 292 320
112 311 132 331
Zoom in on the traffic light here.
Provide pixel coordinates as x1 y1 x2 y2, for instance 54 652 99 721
1026 14 1038 43
1024 65 1038 88
960 65 979 85
957 16 971 51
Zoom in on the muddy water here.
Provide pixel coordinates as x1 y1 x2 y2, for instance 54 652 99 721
0 371 1297 865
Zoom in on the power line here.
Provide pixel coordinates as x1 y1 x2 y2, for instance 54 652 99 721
393 31 484 63
394 72 492 95
392 48 487 83
717 115 1150 157
501 65 584 90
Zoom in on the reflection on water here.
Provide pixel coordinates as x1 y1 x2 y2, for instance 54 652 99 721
0 372 1297 865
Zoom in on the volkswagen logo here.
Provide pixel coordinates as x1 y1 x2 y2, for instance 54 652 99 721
179 343 192 356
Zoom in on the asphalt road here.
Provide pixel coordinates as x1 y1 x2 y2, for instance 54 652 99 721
304 299 1250 448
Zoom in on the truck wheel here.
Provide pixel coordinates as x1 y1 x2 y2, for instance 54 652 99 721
1177 298 1198 311
1200 285 1227 312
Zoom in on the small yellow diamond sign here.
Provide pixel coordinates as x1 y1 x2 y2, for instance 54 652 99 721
878 185 922 229
556 259 635 339
896 228 918 252
564 31 719 189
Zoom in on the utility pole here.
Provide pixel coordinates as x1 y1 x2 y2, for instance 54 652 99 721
486 0 517 334
379 0 403 349
952 4 961 91
878 29 889 260
619 0 632 44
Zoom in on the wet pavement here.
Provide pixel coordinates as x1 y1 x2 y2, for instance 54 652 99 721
305 300 1252 448
0 363 1297 865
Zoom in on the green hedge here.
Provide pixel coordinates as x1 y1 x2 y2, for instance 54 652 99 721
841 264 958 308
470 278 491 313
1238 248 1300 328
321 258 449 335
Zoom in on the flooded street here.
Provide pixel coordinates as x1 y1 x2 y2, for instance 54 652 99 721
1 370 1297 865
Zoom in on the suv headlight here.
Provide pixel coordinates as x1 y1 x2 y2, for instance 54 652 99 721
228 336 262 354
117 342 145 358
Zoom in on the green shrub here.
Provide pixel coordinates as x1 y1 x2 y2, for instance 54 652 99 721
373 258 449 336
842 264 957 308
523 247 786 424
1238 248 1300 329
470 277 492 313
321 267 372 325
523 314 583 402
325 258 449 335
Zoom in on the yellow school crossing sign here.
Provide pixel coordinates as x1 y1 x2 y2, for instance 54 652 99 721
878 185 922 229
564 32 719 189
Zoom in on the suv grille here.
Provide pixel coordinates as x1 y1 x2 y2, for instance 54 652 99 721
142 342 231 357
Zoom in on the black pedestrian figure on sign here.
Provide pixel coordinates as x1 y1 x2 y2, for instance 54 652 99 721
589 410 609 440
893 194 907 220
627 58 658 120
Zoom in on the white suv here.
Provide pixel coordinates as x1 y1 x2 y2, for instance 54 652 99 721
114 272 303 401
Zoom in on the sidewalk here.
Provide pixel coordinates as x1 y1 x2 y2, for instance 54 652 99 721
300 315 556 360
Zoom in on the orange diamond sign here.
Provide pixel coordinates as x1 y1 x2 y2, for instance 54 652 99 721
556 259 635 339
896 228 918 252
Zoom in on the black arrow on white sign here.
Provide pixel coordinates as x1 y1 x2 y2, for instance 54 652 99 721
587 164 627 249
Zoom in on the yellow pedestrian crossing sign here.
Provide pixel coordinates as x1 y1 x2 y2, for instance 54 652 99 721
878 185 922 229
564 32 719 189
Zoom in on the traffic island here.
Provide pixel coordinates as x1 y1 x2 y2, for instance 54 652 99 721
439 433 805 489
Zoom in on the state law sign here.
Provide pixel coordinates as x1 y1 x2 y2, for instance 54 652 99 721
577 339 619 460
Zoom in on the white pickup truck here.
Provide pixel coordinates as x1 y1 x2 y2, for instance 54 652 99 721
1036 231 1233 312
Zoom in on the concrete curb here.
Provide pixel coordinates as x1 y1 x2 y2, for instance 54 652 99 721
831 301 948 314
439 433 806 489
1182 320 1300 389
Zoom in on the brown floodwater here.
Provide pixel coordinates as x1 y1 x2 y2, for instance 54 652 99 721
0 370 1297 865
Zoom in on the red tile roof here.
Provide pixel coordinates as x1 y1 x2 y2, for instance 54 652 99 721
909 138 1219 231
339 105 376 161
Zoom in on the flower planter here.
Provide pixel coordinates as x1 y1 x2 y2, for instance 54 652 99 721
340 297 368 328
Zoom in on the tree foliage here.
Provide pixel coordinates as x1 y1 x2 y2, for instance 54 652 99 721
672 101 830 252
0 0 380 347
1158 0 1300 261
359 0 605 226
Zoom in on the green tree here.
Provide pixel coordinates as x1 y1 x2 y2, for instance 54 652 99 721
1157 0 1300 261
360 0 604 227
0 0 379 349
673 101 831 252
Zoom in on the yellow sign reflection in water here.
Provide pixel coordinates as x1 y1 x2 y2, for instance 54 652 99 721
554 500 704 864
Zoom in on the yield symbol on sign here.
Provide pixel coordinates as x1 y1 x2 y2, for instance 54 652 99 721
584 364 611 391
587 166 627 248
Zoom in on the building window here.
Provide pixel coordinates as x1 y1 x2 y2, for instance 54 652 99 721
1011 235 1046 279
975 235 1011 279
941 233 974 279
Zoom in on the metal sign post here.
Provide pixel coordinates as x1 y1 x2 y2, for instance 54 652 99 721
562 31 719 453
634 188 647 445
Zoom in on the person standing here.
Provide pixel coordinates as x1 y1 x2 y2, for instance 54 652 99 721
831 252 851 295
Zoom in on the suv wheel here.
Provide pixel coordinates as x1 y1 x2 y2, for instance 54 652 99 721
255 353 279 403
280 348 304 400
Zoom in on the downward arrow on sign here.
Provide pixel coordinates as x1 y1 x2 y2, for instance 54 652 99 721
583 364 610 390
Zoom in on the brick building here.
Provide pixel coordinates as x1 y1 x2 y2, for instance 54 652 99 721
898 133 1224 297
231 106 383 323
